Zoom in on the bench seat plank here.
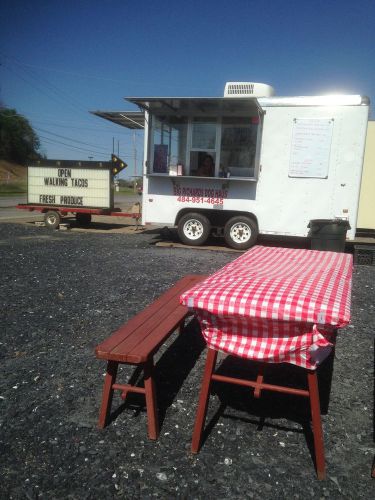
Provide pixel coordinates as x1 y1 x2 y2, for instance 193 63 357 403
109 304 193 363
130 305 193 362
95 274 206 437
110 295 190 362
96 274 204 362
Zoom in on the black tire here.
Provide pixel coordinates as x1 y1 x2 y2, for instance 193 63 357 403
177 212 211 246
76 213 92 226
44 211 61 230
224 216 258 250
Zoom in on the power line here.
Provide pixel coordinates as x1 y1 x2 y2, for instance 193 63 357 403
1 107 137 159
2 63 88 117
38 134 110 157
34 127 111 153
2 53 147 137
1 53 145 161
39 134 133 159
1 53 91 115
0 54 209 91
14 111 137 136
1 55 145 137
0 110 138 153
15 62 90 114
3 58 131 138
31 118 135 135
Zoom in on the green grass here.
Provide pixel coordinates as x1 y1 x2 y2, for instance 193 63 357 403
117 186 139 194
0 182 27 195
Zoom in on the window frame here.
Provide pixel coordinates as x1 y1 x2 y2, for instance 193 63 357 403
148 113 262 179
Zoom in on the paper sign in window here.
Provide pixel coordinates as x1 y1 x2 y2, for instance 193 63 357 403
289 118 334 178
153 144 168 173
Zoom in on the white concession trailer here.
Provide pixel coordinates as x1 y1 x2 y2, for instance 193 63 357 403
94 82 370 249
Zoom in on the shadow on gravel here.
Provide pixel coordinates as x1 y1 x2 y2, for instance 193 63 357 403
156 226 313 250
198 352 335 469
24 218 139 232
71 221 137 231
105 318 205 430
154 319 206 426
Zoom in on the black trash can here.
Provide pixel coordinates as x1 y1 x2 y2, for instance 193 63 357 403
308 219 351 252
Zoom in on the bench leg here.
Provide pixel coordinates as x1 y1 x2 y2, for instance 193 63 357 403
307 370 326 480
191 348 218 453
98 361 118 429
144 358 159 440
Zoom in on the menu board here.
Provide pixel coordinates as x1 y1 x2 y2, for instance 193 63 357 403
289 118 334 178
28 166 111 208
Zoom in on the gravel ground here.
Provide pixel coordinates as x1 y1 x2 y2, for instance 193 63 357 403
0 222 374 499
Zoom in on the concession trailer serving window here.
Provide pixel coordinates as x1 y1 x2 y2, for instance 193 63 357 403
127 97 264 180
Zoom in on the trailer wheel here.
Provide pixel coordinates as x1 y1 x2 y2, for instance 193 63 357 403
76 213 92 226
224 216 258 250
177 212 211 246
44 211 61 230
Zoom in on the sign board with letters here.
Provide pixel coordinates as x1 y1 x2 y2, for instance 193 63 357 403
27 163 112 209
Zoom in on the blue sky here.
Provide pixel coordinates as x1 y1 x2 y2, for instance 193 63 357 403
1 0 374 178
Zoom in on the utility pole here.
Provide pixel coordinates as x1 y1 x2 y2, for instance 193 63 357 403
133 131 137 192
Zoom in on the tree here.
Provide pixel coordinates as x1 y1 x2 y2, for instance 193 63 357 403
0 108 41 165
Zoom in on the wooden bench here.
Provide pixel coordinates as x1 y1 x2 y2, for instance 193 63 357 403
95 274 206 439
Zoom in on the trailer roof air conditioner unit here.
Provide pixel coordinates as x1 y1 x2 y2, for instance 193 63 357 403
224 82 275 98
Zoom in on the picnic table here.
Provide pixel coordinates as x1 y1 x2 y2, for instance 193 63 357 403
180 245 353 479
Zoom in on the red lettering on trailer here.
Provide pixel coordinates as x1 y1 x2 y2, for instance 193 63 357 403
175 186 228 205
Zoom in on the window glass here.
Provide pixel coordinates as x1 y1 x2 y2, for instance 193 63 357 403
220 117 258 177
192 118 216 150
151 117 187 174
190 152 216 177
150 115 259 178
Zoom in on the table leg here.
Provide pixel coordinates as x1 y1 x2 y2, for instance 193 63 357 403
307 370 326 480
191 348 218 453
254 363 265 398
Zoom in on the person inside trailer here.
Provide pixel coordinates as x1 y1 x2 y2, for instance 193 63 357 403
196 154 215 177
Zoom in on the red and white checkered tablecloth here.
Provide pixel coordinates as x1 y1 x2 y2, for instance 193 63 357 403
180 246 353 369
